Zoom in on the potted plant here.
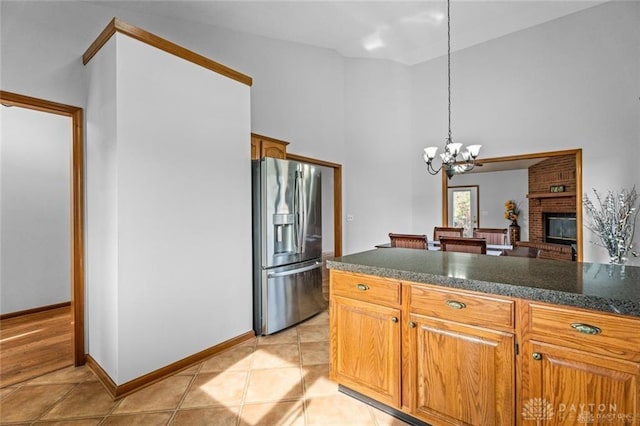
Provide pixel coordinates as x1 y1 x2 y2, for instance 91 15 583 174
504 200 520 243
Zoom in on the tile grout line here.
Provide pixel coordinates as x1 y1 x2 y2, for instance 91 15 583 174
0 382 22 400
167 360 205 425
237 336 258 425
95 378 126 425
297 323 311 426
5 313 336 426
30 381 81 424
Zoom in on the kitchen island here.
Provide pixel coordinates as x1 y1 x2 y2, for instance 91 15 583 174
327 249 640 426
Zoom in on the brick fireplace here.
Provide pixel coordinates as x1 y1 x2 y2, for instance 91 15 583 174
526 155 577 260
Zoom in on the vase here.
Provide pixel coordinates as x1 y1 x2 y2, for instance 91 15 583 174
608 252 628 265
606 238 630 265
509 220 520 245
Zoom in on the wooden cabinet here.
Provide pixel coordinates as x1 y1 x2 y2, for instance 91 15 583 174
329 271 640 426
331 296 401 407
405 285 515 425
329 271 401 407
251 133 289 160
520 340 639 425
519 302 640 425
331 269 401 306
406 315 515 425
408 284 514 330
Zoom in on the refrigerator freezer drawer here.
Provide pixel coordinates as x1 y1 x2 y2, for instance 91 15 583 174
258 260 327 335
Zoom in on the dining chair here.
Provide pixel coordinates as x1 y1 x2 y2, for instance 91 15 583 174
514 241 574 261
433 227 464 241
472 228 508 245
389 233 429 249
502 246 541 258
439 237 487 254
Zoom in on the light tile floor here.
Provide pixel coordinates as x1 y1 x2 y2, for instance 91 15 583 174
0 311 409 425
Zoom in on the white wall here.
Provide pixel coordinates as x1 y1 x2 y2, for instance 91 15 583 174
85 36 120 380
1 1 345 364
1 106 71 314
411 1 640 264
86 33 252 384
0 1 345 165
343 58 414 253
1 0 345 248
450 170 530 241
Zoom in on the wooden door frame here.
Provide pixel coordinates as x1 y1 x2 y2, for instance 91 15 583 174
286 153 342 257
441 149 583 262
0 90 85 365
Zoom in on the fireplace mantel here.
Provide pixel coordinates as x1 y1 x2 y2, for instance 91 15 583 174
527 191 576 199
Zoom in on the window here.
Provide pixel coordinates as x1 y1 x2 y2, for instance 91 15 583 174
447 186 479 237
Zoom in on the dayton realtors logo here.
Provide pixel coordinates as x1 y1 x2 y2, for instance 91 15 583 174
522 398 555 424
523 399 637 424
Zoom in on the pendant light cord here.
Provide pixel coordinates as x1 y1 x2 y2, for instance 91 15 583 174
447 0 452 143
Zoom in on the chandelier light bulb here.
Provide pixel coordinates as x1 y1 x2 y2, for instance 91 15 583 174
467 145 482 158
424 147 438 160
447 143 462 156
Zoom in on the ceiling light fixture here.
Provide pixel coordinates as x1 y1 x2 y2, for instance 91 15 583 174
423 0 481 179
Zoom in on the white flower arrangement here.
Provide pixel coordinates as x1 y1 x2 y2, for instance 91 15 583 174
583 186 639 265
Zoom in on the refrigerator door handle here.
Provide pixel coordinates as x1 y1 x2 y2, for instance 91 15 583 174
293 170 305 254
299 170 306 254
267 262 322 278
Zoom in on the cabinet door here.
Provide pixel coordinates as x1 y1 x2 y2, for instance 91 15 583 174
330 295 401 407
406 313 515 425
521 340 640 426
261 140 287 159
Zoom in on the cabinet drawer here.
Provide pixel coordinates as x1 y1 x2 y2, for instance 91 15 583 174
330 271 401 306
409 285 514 329
528 303 640 359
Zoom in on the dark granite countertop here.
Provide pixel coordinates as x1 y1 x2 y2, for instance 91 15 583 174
326 248 640 318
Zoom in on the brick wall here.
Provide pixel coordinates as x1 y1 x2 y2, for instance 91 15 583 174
528 155 577 249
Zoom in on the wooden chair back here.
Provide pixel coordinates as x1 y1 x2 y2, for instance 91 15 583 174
502 246 541 258
439 237 487 254
389 233 429 250
514 241 574 261
433 227 464 241
472 228 508 245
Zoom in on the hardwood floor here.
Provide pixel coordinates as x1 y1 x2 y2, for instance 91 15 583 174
0 306 73 388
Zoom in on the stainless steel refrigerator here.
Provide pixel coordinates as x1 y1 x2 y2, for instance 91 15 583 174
252 157 326 335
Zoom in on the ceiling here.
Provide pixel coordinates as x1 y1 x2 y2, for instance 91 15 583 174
92 0 608 65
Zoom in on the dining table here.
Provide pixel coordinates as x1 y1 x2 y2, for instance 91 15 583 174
375 240 512 256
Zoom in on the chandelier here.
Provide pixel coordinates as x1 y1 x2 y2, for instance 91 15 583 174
423 0 481 179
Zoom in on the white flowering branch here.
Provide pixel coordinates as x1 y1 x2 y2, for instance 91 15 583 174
583 186 639 264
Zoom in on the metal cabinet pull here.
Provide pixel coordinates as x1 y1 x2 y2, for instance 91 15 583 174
446 300 466 310
355 283 369 291
532 352 542 361
391 317 398 323
408 321 417 328
571 323 601 335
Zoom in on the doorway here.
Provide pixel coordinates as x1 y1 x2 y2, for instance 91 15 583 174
0 91 85 374
441 149 583 261
286 153 342 302
448 185 479 237
286 153 342 257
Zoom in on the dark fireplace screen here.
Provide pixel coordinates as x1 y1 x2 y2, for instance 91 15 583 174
544 213 577 245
